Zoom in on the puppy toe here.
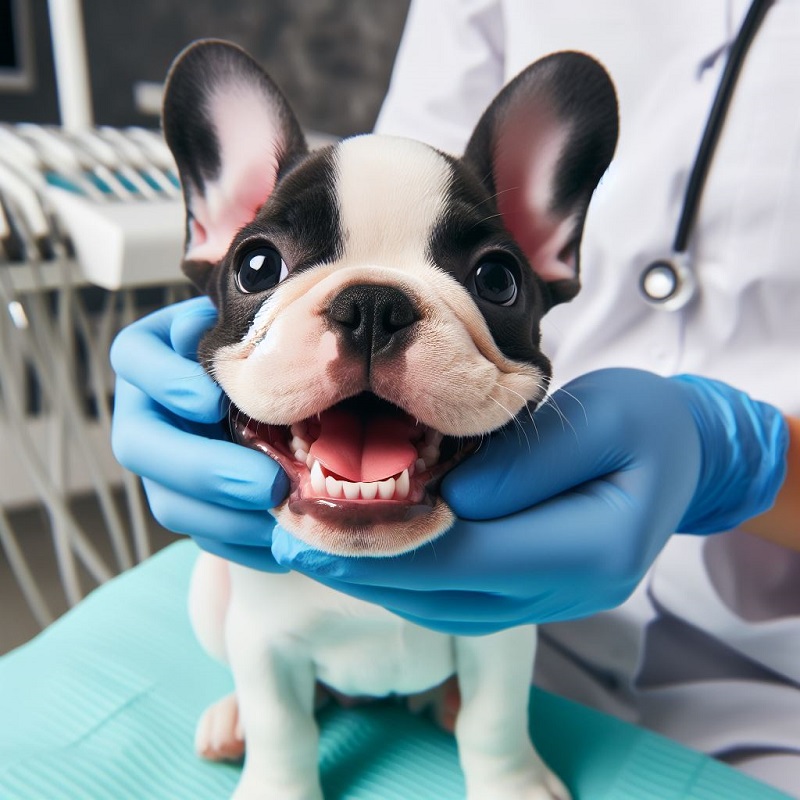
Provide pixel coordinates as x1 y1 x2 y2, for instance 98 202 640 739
195 692 245 762
406 676 461 733
522 769 571 800
542 769 571 800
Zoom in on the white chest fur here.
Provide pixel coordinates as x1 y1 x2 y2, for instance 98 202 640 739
228 563 457 697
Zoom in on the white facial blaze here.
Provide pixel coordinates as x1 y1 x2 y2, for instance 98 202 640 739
335 135 451 272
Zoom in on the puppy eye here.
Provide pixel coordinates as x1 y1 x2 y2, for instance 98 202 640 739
235 246 288 294
471 258 519 306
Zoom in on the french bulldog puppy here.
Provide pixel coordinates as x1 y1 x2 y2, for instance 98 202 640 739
163 39 617 800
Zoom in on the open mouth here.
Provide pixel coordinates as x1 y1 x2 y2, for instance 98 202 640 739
229 392 476 523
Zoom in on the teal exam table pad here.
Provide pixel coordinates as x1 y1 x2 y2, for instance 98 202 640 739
0 540 790 799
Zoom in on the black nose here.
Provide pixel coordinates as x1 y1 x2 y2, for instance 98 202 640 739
327 284 418 360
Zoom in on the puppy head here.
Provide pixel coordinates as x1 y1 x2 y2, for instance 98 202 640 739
163 40 618 556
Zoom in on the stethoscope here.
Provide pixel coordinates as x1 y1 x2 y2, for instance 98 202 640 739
639 0 774 310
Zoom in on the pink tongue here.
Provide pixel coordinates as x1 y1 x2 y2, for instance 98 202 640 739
309 407 417 482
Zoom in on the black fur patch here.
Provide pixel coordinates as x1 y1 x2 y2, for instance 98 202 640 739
427 157 552 374
197 146 343 369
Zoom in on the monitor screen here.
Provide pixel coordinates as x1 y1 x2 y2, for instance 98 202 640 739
0 0 33 91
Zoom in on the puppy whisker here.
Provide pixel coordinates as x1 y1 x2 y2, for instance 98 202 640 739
468 210 508 230
494 384 540 445
173 371 214 382
462 184 523 214
556 387 589 426
541 391 580 445
489 396 531 452
494 383 531 408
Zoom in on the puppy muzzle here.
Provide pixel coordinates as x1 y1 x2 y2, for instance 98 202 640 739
230 390 478 554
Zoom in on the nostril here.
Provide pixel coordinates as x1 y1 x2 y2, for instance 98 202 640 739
328 293 362 330
382 295 416 333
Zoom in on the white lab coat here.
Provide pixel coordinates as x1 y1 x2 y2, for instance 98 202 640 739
376 1 800 794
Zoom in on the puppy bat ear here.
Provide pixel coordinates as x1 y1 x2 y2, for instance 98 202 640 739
162 39 307 293
464 52 618 307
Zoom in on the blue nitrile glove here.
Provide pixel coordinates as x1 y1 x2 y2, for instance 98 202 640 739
270 369 788 635
110 297 289 571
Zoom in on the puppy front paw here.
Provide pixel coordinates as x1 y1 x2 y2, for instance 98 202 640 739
195 692 245 762
231 776 323 800
468 766 571 800
523 769 571 800
406 676 461 733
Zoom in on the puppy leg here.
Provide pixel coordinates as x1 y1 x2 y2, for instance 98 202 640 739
226 572 322 800
188 553 249 762
188 551 231 663
454 626 570 800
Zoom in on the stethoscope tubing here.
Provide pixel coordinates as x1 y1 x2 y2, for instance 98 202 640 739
640 0 774 308
672 0 774 254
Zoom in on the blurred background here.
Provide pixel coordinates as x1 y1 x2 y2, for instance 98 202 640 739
2 0 409 135
0 0 410 654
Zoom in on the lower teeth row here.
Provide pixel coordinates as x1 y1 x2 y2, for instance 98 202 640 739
309 461 410 501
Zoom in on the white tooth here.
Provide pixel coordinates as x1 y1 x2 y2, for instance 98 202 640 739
360 481 378 500
424 429 443 446
420 445 440 465
294 448 309 463
378 477 396 500
325 476 343 498
396 469 410 499
306 453 315 469
290 422 308 438
415 458 427 473
310 461 326 494
342 481 360 500
291 435 310 452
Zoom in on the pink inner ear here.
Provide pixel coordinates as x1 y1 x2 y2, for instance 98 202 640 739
189 218 208 247
185 84 284 263
493 107 577 283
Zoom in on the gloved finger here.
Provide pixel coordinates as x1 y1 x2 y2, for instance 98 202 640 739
384 611 523 637
441 368 666 520
114 380 289 509
316 580 627 633
393 596 612 633
193 536 288 573
143 478 279 544
272 484 640 592
169 296 218 359
302 576 551 626
110 298 225 424
381 587 621 633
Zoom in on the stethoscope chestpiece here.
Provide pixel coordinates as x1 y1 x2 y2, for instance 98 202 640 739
639 252 697 311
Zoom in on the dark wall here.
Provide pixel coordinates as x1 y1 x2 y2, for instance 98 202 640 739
0 0 409 136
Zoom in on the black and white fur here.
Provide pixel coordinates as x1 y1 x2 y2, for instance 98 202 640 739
163 40 617 800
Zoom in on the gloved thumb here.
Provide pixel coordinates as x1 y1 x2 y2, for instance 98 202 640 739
170 296 218 359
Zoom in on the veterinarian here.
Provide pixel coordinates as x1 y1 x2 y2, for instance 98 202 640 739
110 0 800 794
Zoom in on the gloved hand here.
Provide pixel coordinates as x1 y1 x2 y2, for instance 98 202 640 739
110 297 288 571
270 368 788 635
